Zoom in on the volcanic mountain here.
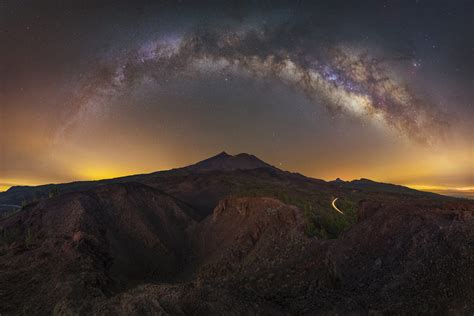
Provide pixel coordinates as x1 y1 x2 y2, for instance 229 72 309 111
0 152 473 314
185 151 275 172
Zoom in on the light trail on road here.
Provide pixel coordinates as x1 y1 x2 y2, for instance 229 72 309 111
331 198 344 214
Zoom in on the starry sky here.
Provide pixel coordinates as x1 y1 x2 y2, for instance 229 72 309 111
1 0 473 197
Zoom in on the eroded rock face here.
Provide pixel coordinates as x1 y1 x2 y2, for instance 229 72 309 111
94 198 474 315
192 197 309 280
0 185 473 315
327 200 474 313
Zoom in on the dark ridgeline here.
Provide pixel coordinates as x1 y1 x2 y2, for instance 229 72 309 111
0 152 473 314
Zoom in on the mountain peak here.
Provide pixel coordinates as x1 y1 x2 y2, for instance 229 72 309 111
214 151 231 158
186 151 275 172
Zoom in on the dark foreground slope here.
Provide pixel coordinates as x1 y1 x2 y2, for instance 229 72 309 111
94 197 473 315
0 183 196 314
0 153 473 314
1 187 473 314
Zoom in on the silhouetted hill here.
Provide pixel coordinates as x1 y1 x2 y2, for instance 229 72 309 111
185 151 275 172
0 152 438 212
330 178 438 196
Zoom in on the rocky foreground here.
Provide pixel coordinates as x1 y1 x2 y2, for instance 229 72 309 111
0 153 473 314
0 182 473 315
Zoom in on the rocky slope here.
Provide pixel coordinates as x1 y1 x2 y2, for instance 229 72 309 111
0 183 196 314
0 153 473 314
91 197 473 315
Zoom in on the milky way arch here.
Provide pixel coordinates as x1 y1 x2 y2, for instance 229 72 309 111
60 24 448 145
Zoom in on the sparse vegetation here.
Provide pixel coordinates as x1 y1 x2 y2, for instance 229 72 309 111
0 207 22 219
25 227 34 247
48 187 59 198
18 187 60 208
21 195 41 207
0 225 18 246
223 174 359 238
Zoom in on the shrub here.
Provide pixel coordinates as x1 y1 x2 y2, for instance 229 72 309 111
25 227 33 247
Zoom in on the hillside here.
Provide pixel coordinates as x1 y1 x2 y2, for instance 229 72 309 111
1 152 472 314
0 152 437 214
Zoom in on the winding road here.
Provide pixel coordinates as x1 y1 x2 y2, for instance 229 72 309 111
331 198 344 214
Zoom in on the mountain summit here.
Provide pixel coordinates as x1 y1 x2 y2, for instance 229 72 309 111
185 151 275 172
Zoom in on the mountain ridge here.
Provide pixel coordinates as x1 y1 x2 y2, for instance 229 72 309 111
1 152 441 211
184 151 276 172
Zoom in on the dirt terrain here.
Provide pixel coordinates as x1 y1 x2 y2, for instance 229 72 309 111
1 153 473 314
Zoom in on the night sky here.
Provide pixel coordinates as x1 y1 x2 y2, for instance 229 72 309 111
1 0 473 197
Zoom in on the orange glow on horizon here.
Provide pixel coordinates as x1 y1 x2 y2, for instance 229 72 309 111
2 170 473 199
0 185 11 192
